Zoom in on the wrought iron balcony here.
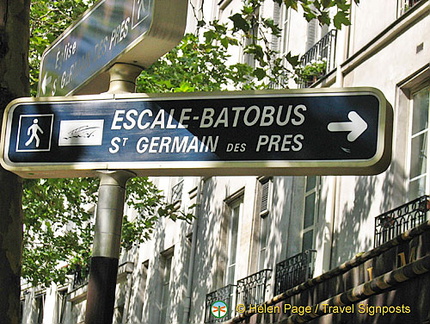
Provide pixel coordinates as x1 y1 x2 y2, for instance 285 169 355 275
171 178 184 204
374 195 430 247
205 284 235 323
236 269 272 309
297 29 337 88
274 250 316 295
72 264 89 289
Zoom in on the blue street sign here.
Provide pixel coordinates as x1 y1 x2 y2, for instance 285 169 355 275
0 88 392 178
37 0 187 97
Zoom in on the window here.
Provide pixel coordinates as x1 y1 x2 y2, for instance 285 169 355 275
258 214 269 271
225 194 243 285
408 86 430 200
259 178 271 217
159 250 174 324
398 0 424 16
279 4 290 56
243 7 259 68
57 288 68 323
302 176 320 251
35 293 45 324
136 261 149 320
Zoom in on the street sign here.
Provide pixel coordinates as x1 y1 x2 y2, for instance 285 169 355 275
37 0 188 97
0 88 392 178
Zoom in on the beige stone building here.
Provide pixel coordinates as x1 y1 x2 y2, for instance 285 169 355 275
21 0 430 323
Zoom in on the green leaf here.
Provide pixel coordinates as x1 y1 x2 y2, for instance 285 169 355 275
254 68 267 80
333 10 351 29
321 0 332 8
203 30 216 43
284 0 299 11
263 18 282 36
197 19 206 27
335 0 351 11
285 52 301 67
220 37 229 48
318 11 331 25
229 13 250 32
243 6 254 14
304 12 317 21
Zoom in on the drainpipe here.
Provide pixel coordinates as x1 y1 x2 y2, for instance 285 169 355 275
325 5 352 271
183 177 204 324
335 0 355 88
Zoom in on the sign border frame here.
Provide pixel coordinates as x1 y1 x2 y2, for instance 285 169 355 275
0 88 393 178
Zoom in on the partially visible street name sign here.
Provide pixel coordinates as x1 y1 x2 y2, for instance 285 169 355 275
0 88 392 178
37 0 188 97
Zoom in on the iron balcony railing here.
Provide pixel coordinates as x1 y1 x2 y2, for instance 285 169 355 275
72 265 89 289
374 195 430 247
236 269 272 310
171 178 184 204
274 250 316 295
205 284 235 323
298 29 337 88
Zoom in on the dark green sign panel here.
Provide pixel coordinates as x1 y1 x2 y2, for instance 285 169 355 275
1 88 393 178
38 0 187 96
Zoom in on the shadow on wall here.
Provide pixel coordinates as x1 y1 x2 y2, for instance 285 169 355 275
270 177 296 266
330 160 406 267
189 177 226 322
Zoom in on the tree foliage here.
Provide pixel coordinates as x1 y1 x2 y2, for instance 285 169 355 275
138 0 359 93
25 0 189 287
22 176 180 287
25 0 356 287
23 178 97 286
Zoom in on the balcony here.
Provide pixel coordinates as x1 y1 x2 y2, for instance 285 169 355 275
205 284 235 323
72 264 89 289
274 250 316 295
374 195 430 247
236 269 272 309
171 178 184 204
296 29 337 88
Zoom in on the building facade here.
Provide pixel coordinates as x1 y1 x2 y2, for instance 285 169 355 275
21 0 430 323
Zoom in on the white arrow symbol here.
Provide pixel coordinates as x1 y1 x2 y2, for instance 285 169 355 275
41 73 52 95
327 111 368 142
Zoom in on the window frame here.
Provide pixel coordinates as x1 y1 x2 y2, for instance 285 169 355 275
224 190 244 286
158 248 174 324
407 84 430 200
301 176 320 252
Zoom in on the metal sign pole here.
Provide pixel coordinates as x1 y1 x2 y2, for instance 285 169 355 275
85 170 135 324
85 64 140 324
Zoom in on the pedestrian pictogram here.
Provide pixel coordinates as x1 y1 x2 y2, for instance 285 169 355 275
16 114 54 152
25 119 44 148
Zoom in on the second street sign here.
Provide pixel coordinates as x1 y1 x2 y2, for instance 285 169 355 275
0 88 392 178
38 0 188 97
